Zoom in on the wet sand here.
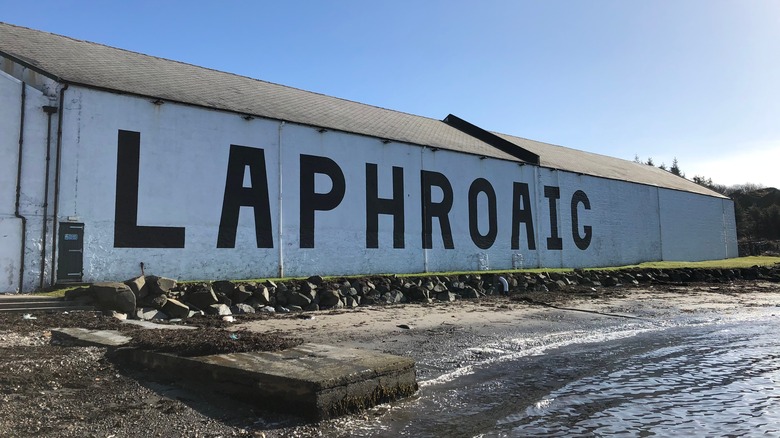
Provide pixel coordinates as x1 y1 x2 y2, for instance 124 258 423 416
2 281 778 437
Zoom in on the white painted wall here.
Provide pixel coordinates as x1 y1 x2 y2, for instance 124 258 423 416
2 83 738 291
659 190 738 261
0 71 55 293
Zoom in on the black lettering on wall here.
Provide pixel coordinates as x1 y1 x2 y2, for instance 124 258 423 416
571 190 592 250
217 145 273 248
300 154 346 248
468 178 497 249
421 170 454 249
366 164 405 248
511 182 536 250
114 130 185 248
544 185 563 250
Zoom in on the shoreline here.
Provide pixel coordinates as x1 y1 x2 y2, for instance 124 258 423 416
1 280 779 437
238 279 780 384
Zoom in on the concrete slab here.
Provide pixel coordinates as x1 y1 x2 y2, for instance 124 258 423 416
52 327 132 347
121 319 196 330
50 328 417 420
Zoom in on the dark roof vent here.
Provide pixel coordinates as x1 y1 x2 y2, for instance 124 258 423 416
443 114 540 165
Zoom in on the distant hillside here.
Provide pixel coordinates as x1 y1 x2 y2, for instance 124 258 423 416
731 187 780 241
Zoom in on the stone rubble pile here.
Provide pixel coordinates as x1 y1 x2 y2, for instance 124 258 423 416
65 265 780 322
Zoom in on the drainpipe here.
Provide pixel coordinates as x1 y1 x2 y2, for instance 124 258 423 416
497 275 509 296
14 83 27 293
39 103 58 290
277 121 285 278
50 84 67 287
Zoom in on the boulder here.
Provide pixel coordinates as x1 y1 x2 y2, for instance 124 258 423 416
124 276 148 299
406 286 430 302
64 286 93 303
206 304 232 316
460 286 481 299
306 275 324 286
318 290 342 308
162 298 190 319
215 292 232 306
91 282 136 314
138 293 167 310
212 280 236 296
147 276 177 296
136 307 168 321
287 292 312 308
252 285 271 305
345 296 360 308
231 303 255 314
384 290 404 304
300 281 318 294
436 292 456 302
186 284 219 310
232 285 253 303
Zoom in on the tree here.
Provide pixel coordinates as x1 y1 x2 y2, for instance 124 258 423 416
670 158 683 177
646 157 654 166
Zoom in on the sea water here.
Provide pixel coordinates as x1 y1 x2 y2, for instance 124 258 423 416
329 309 780 437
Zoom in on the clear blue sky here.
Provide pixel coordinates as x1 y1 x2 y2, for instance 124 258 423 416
3 0 779 188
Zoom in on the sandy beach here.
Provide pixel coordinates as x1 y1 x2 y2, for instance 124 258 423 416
2 280 779 437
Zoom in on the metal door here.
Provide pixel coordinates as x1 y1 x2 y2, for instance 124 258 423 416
57 222 84 282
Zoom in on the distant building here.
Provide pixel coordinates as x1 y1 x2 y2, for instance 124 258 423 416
0 23 737 293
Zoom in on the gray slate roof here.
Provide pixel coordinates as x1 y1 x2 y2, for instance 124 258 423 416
0 22 723 198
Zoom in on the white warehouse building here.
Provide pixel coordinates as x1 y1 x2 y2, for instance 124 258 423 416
0 23 737 293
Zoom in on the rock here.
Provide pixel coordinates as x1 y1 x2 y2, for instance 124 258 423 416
252 285 271 304
215 292 232 306
318 290 342 308
436 292 456 302
304 303 320 312
124 276 148 299
138 293 167 310
206 304 232 316
258 306 276 313
287 292 312 308
212 280 236 296
162 298 190 319
460 286 481 299
406 286 430 302
64 286 93 303
287 305 303 312
232 285 253 303
231 303 255 314
275 284 289 306
91 282 136 314
136 307 168 321
345 296 359 308
385 290 404 304
306 275 324 286
186 284 219 309
602 276 618 287
147 276 177 296
432 282 448 293
300 281 318 294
